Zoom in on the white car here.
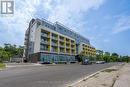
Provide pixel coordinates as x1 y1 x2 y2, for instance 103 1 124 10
96 61 105 64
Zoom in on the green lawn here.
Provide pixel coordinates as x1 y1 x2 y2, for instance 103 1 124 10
0 63 6 69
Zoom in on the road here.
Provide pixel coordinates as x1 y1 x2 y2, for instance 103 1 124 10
0 63 118 87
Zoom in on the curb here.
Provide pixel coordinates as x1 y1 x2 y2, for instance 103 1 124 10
68 69 103 87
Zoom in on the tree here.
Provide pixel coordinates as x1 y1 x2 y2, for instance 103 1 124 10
111 53 119 62
77 53 85 62
96 50 104 61
0 44 24 62
103 52 110 62
17 46 24 57
121 56 129 63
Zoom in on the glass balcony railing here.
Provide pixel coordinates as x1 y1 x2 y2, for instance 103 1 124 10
40 46 49 51
51 48 57 52
66 45 70 48
59 48 65 53
41 41 49 44
71 45 75 48
41 33 47 37
71 40 75 42
66 41 70 44
66 39 70 43
59 39 64 42
66 51 70 54
59 45 64 48
71 52 75 54
52 36 58 40
51 50 57 52
41 33 50 38
59 51 65 53
51 43 58 46
71 49 75 54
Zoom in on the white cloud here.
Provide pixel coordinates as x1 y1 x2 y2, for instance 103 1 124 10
0 0 45 45
46 0 106 41
113 16 130 34
0 0 106 45
47 0 105 27
0 1 32 38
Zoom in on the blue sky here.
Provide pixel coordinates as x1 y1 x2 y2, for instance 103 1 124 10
0 0 130 56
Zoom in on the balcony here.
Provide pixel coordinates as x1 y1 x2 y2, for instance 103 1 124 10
41 48 49 51
51 47 58 52
59 42 65 48
59 48 65 53
71 45 75 48
71 47 75 50
66 38 70 43
66 51 70 54
40 45 49 51
41 41 49 45
71 40 75 43
59 45 64 48
66 42 70 45
59 36 65 42
52 36 58 40
51 43 58 46
71 50 75 54
51 33 58 40
66 45 70 49
59 39 65 42
66 48 70 53
71 42 75 46
51 50 57 52
41 33 50 38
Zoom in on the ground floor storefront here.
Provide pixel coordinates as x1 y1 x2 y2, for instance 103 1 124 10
29 52 76 63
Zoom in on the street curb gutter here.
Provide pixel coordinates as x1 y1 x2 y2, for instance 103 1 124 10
68 63 124 87
68 70 103 87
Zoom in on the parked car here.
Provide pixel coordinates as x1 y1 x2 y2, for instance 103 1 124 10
82 59 92 65
40 61 51 64
96 61 105 64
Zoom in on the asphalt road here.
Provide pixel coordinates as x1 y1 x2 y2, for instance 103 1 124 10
0 63 118 87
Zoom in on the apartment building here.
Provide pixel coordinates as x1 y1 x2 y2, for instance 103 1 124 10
23 18 96 63
78 43 96 57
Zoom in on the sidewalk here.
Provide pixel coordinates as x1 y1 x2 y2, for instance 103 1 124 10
5 63 43 68
70 63 130 87
114 64 130 87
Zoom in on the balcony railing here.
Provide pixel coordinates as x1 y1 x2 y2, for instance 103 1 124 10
51 43 58 46
40 47 49 51
66 51 70 54
41 41 49 44
51 49 57 52
59 39 65 42
66 45 70 48
59 51 65 53
59 45 64 48
52 36 58 40
41 33 49 38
